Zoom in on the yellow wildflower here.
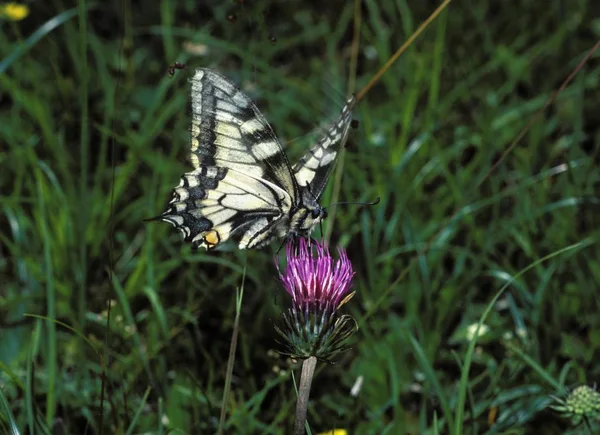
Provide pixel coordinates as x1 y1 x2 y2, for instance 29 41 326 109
317 430 348 435
0 2 30 21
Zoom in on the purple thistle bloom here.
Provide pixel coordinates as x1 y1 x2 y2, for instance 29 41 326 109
277 238 355 310
274 239 357 362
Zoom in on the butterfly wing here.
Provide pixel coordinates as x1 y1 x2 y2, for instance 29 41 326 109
189 69 299 198
293 95 356 199
154 68 300 250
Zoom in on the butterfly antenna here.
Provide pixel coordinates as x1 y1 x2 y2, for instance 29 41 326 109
143 215 162 223
275 238 288 255
327 197 381 208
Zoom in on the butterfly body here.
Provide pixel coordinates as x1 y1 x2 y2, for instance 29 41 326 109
154 68 354 250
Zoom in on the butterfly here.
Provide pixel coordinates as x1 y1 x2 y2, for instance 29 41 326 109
151 68 355 250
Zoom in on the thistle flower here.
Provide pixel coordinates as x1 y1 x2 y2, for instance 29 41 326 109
274 238 357 362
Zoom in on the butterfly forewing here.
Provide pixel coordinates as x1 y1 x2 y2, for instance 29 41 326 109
190 69 299 199
293 95 356 199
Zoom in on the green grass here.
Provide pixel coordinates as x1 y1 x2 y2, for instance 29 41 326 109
1 0 600 433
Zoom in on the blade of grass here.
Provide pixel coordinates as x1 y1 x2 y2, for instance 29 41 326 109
0 383 20 435
24 314 101 357
355 0 453 102
125 387 152 435
406 331 455 434
324 0 362 244
327 0 451 243
0 361 24 392
101 1 127 431
432 411 439 435
0 8 79 73
160 0 176 61
77 0 90 337
35 167 56 428
473 38 600 191
454 238 596 434
110 274 156 389
358 36 600 328
426 4 447 127
26 320 42 434
142 285 169 339
450 351 478 435
504 342 565 393
217 264 247 435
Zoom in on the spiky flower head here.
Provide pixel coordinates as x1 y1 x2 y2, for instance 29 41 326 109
274 238 357 362
551 384 600 426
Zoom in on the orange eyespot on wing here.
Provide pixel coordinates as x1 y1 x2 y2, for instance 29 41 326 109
203 230 221 248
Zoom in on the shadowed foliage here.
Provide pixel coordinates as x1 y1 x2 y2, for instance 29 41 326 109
1 0 600 433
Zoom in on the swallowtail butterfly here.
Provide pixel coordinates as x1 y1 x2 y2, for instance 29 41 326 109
151 68 355 250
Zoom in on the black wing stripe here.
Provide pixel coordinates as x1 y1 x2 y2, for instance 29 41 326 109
293 95 355 199
189 69 300 202
156 165 290 249
239 217 278 249
218 178 286 209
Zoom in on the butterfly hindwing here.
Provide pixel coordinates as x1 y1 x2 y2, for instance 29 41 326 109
159 165 291 249
293 95 356 199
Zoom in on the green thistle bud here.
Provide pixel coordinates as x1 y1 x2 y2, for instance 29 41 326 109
551 385 600 426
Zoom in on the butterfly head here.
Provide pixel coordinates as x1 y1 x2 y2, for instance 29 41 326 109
288 200 328 240
311 206 328 220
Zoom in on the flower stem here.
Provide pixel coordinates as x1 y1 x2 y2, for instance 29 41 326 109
218 267 246 435
294 356 318 435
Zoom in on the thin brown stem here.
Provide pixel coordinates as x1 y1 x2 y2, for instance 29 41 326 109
475 38 600 190
327 2 450 243
294 356 318 435
348 0 362 95
325 0 362 244
355 0 453 103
